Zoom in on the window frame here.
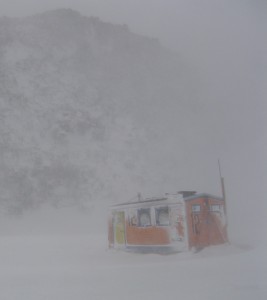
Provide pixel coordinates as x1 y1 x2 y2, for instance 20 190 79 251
137 208 152 227
209 204 221 212
155 206 170 226
192 204 201 213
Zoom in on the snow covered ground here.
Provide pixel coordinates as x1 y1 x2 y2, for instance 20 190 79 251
0 209 266 300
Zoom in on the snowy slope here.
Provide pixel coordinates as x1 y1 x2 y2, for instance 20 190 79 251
0 233 266 300
0 207 266 300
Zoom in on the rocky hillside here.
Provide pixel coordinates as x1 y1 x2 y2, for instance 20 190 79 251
0 9 196 214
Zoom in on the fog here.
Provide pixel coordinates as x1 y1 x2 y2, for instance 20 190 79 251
0 0 266 244
0 1 266 300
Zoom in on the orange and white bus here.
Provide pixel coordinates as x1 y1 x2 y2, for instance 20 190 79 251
108 192 227 253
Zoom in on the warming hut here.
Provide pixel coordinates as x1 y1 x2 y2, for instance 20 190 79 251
108 191 228 253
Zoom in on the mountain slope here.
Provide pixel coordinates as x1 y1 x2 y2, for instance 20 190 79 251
0 9 196 213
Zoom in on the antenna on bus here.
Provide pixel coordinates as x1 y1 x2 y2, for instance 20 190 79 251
218 159 226 202
218 159 229 242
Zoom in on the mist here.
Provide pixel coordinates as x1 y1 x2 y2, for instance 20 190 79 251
0 1 266 299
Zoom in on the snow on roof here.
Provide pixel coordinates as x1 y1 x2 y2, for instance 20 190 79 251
183 193 224 201
110 192 224 209
110 197 168 208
